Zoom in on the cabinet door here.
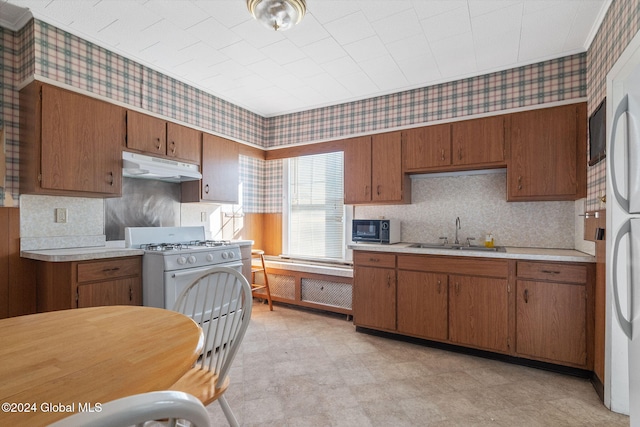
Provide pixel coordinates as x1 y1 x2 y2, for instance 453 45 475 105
167 122 201 164
397 270 448 341
516 280 587 366
449 275 509 353
372 131 403 202
402 124 451 171
452 115 505 167
77 278 142 308
508 104 578 200
343 136 372 204
353 266 396 331
201 133 239 203
41 85 123 194
126 110 166 156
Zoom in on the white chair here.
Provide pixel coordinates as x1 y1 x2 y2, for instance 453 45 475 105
47 390 211 427
170 267 253 427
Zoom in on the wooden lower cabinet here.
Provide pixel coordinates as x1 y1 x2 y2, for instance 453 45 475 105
449 274 509 353
397 270 448 341
353 265 396 331
37 256 142 312
515 260 593 369
354 252 594 370
353 251 396 330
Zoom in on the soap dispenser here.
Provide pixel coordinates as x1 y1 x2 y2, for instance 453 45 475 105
484 232 494 248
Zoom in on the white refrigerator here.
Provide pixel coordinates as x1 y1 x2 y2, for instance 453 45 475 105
607 30 640 426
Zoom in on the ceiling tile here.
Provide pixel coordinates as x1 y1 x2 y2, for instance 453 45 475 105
145 0 206 30
322 56 361 79
283 14 330 47
192 0 250 29
219 40 266 66
323 10 375 45
468 0 522 18
231 18 285 49
283 58 325 79
421 5 472 43
186 17 242 50
360 54 407 91
337 71 378 97
430 31 477 77
304 36 347 64
360 1 413 22
343 36 387 63
260 39 307 65
397 54 441 85
386 33 431 62
372 8 422 45
412 0 467 20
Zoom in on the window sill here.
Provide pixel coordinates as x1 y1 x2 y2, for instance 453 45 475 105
259 257 353 278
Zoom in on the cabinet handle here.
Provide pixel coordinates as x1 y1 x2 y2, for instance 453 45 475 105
437 279 442 294
517 175 523 190
541 270 561 275
102 267 120 273
170 140 176 153
458 146 462 160
455 282 460 295
155 137 161 150
108 171 114 186
368 257 380 263
441 149 445 161
129 285 133 302
204 184 210 194
365 185 370 197
387 273 391 288
377 185 381 196
524 288 529 303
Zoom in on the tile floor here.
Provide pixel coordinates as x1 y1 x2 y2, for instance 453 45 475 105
206 302 630 426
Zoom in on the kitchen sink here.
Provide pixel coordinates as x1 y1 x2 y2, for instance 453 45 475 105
409 243 506 252
459 246 506 252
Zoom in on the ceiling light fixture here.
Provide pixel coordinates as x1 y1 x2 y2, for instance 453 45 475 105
246 0 306 31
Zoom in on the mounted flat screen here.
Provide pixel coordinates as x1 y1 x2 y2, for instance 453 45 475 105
589 98 606 166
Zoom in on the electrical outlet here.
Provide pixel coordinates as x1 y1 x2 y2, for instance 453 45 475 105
201 212 207 222
55 208 68 223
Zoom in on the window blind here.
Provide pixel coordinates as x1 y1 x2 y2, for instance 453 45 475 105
287 151 344 259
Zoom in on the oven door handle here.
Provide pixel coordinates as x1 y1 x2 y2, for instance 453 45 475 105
171 263 243 278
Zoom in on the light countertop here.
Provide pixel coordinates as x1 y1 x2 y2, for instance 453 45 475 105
21 246 145 262
348 242 595 263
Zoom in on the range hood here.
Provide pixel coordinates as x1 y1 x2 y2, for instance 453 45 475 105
122 151 202 183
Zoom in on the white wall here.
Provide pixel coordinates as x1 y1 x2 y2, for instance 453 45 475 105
355 171 579 249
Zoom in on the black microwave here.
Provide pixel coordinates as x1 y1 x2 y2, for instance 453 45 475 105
352 219 400 244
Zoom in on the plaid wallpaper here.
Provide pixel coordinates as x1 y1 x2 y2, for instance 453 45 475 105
33 20 264 146
586 0 640 211
266 54 587 147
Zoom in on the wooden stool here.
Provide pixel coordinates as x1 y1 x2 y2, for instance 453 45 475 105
251 249 273 311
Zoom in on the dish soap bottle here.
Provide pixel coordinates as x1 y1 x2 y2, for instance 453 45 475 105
484 232 494 248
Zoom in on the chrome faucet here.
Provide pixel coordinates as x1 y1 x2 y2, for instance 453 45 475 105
454 217 461 245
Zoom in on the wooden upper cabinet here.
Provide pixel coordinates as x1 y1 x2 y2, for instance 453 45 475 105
126 110 166 156
507 103 587 201
344 132 409 204
344 136 372 204
183 133 239 204
372 132 405 203
402 124 451 171
166 122 201 164
127 111 202 164
452 115 505 167
20 82 124 197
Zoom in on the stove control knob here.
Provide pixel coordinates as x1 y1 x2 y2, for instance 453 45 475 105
187 255 197 264
221 251 229 259
177 256 187 265
228 252 235 259
206 253 215 262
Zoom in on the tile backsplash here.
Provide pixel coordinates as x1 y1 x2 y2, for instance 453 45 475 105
355 171 578 249
20 194 105 250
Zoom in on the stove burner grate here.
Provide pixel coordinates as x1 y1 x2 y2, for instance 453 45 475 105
190 240 232 247
142 243 189 251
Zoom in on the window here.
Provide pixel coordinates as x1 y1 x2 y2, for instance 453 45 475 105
283 151 348 261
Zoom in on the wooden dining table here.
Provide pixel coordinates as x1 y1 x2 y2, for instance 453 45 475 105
0 305 203 426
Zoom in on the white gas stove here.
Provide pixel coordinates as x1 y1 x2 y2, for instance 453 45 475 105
125 226 242 309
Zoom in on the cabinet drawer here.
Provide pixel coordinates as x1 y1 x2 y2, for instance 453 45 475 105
398 255 508 278
516 261 587 284
77 257 141 283
354 252 396 268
